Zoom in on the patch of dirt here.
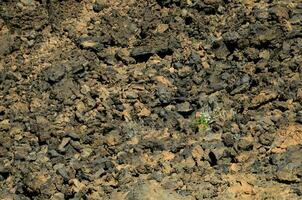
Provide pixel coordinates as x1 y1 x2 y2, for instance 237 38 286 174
1 0 302 199
271 124 302 153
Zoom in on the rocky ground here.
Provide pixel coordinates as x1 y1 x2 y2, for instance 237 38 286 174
0 0 302 199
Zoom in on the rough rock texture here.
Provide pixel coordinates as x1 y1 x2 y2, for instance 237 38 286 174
0 0 302 199
126 180 189 200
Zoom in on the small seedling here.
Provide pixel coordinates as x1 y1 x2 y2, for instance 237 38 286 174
194 112 211 131
193 107 234 133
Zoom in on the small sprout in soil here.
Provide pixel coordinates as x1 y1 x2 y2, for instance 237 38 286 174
194 112 211 131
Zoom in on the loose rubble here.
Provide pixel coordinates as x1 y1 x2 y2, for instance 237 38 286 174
0 0 301 199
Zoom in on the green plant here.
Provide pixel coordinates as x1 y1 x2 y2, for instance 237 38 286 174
194 112 211 131
193 107 234 132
